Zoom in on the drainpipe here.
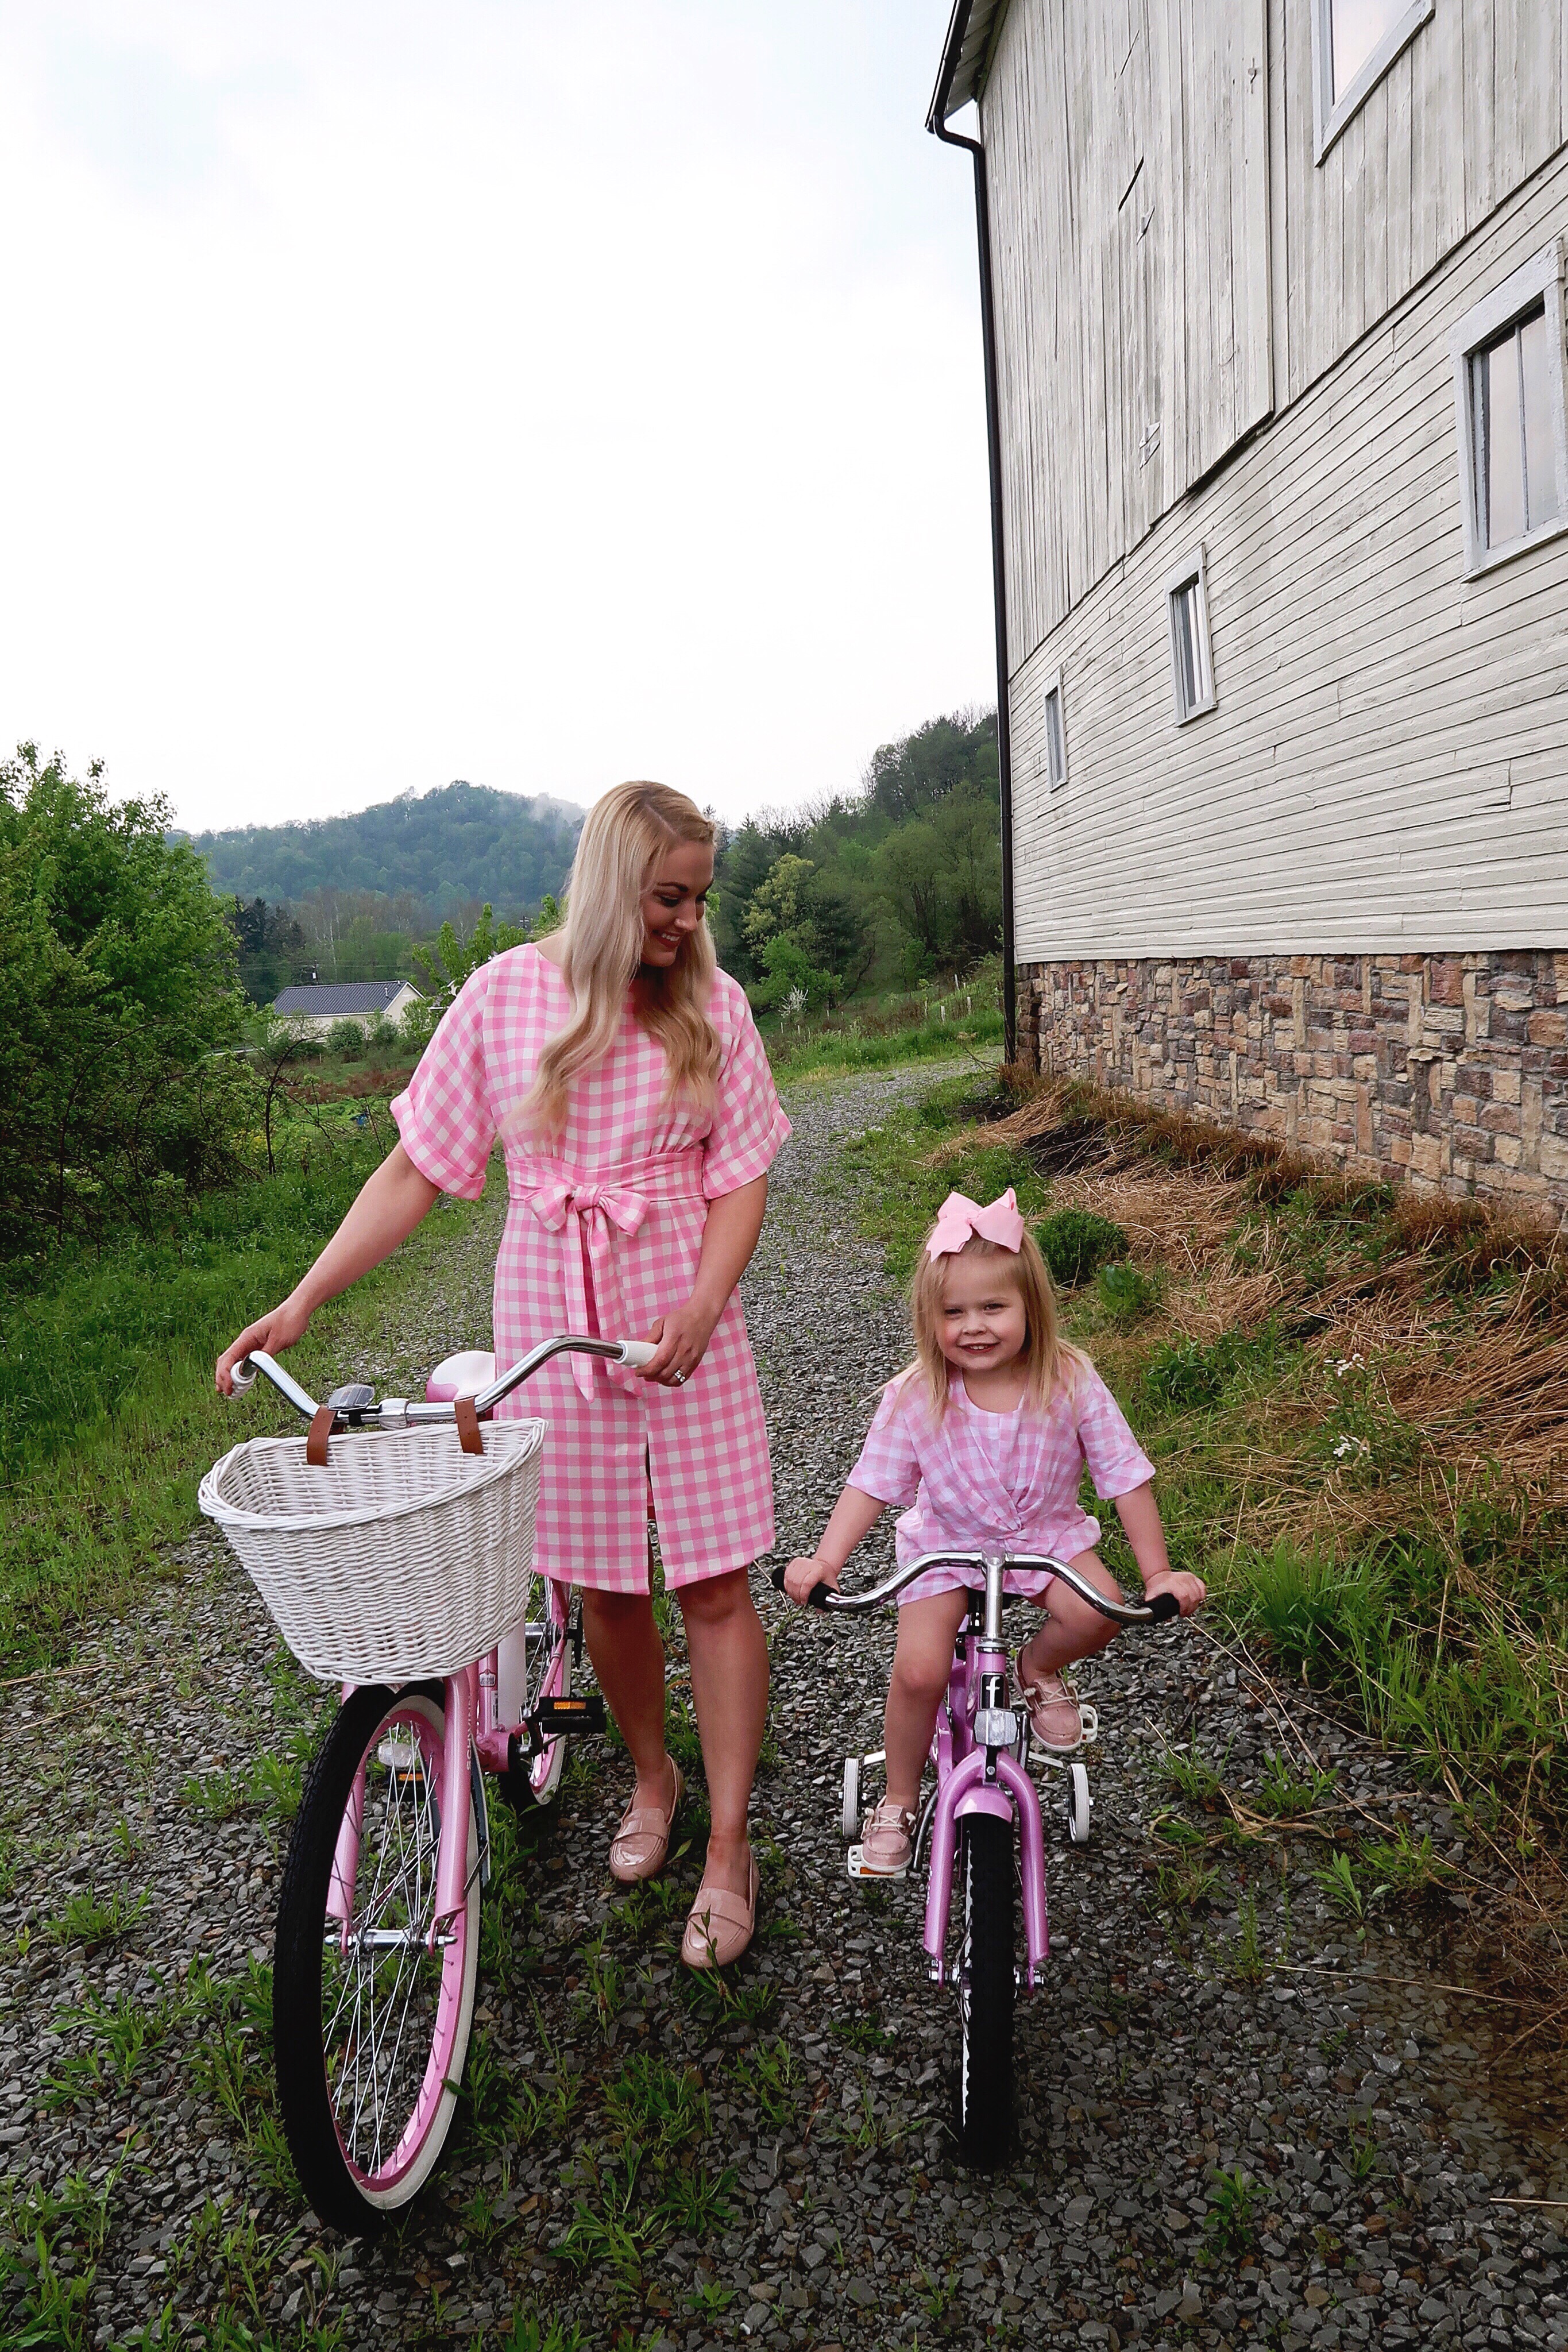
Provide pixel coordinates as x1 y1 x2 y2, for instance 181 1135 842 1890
929 71 1017 1067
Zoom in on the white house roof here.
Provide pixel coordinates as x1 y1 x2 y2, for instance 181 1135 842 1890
928 0 1010 125
272 980 419 1017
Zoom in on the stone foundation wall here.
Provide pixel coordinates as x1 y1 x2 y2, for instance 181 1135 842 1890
1019 951 1568 1220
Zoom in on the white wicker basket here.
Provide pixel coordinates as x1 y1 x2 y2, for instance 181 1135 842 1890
198 1419 547 1684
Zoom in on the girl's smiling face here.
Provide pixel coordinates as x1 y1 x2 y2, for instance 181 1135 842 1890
639 840 715 969
935 1251 1028 1375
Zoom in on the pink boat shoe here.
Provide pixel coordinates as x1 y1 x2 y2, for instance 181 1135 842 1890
680 1852 759 1969
608 1759 684 1884
858 1798 918 1877
1017 1662 1086 1754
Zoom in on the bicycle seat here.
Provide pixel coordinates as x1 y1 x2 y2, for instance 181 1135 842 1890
426 1350 496 1404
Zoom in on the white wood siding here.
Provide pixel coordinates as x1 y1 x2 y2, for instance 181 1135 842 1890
1007 153 1568 960
982 0 1568 666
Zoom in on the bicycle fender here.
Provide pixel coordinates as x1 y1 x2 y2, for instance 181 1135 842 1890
953 1784 1013 1824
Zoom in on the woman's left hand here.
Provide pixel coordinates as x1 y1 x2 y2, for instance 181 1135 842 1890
639 1297 721 1386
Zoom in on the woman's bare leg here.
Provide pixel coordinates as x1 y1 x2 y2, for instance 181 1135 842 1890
580 1589 672 1813
677 1568 768 1900
1018 1548 1122 1678
883 1590 969 1812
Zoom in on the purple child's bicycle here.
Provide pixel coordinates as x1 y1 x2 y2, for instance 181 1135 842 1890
773 1550 1180 2164
201 1333 654 2234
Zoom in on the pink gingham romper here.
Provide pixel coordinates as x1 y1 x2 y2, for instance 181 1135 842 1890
391 945 790 1592
847 1362 1156 1606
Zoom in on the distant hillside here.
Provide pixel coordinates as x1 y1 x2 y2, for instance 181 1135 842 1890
189 781 584 924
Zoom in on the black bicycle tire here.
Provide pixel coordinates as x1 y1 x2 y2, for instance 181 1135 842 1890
272 1680 477 2234
497 1585 573 1814
955 1814 1015 2164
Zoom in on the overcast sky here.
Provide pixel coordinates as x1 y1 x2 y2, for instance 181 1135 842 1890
0 1 993 836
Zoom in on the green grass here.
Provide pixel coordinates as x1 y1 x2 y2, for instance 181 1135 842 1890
0 1127 490 1673
768 1006 1003 1083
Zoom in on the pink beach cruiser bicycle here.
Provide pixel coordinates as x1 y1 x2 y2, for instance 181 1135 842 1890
773 1550 1181 2165
200 1333 655 2234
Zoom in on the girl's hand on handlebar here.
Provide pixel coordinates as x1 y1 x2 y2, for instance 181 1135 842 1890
215 1300 311 1397
782 1555 840 1606
1142 1570 1207 1618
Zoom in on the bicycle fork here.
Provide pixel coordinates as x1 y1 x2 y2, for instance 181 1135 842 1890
325 1665 480 1953
922 1562 1050 1991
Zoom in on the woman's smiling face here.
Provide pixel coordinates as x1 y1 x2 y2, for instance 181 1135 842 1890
639 840 714 968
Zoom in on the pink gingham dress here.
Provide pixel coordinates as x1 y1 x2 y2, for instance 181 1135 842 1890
847 1361 1156 1605
391 945 790 1592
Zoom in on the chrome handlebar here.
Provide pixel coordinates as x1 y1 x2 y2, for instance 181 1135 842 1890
768 1550 1179 1628
233 1335 659 1427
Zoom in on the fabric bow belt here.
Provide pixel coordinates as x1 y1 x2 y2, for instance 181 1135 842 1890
514 1148 706 1399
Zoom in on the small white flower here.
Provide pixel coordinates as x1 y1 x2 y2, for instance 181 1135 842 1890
1333 1435 1371 1461
1333 1353 1366 1380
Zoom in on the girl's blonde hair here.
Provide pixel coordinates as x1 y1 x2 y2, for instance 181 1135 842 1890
903 1227 1084 1419
518 781 721 1137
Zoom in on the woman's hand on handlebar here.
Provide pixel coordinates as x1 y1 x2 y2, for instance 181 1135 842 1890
215 1299 310 1396
1142 1569 1207 1619
782 1555 840 1606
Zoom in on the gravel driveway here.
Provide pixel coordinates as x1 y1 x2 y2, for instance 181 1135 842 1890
2 1061 1565 2352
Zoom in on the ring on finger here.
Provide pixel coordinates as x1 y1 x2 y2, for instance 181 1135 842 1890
671 1368 687 1385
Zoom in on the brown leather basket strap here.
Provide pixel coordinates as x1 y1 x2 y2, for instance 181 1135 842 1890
306 1405 337 1466
454 1395 485 1457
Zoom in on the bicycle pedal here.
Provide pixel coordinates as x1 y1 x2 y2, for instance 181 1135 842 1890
532 1694 606 1738
846 1845 909 1883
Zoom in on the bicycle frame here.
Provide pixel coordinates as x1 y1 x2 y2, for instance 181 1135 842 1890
782 1547 1177 1995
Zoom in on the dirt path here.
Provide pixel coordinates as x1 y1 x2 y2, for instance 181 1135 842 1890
1 1062 1565 2352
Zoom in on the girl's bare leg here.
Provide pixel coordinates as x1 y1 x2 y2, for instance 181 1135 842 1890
1018 1548 1122 1679
580 1589 672 1813
677 1568 768 1901
883 1590 969 1812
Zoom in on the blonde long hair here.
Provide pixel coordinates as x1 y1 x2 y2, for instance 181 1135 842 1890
519 781 721 1137
902 1228 1084 1419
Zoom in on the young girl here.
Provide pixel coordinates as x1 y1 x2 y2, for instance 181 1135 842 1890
783 1186 1204 1875
219 781 789 1967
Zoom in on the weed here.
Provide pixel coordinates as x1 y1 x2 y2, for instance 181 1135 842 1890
1203 2165 1262 2260
1096 1258 1159 1322
1157 1744 1227 1806
1229 1890 1266 1983
1346 2121 1382 2182
496 2305 588 2352
828 2013 897 2054
1358 1824 1454 1896
1037 1208 1127 1288
1157 1858 1221 1911
732 2036 800 2125
685 2278 737 2316
1314 1852 1370 1922
1142 1334 1238 1412
655 2163 739 2235
1256 1751 1338 1819
603 2054 708 2162
570 1926 625 2042
46 1886 150 1948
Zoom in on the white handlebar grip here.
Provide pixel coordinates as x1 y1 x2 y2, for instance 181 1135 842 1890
616 1340 659 1369
231 1357 258 1392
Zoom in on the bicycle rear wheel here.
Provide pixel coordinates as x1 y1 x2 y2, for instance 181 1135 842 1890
273 1682 480 2234
954 1813 1015 2165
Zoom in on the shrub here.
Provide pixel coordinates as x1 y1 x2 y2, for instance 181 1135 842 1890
1096 1259 1158 1323
326 1018 367 1060
1037 1208 1126 1289
1141 1333 1238 1411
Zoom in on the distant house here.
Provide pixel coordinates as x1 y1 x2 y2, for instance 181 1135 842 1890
930 0 1568 1218
271 980 422 1038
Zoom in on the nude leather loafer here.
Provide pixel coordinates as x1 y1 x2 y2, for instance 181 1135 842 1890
680 1853 759 1970
608 1759 683 1884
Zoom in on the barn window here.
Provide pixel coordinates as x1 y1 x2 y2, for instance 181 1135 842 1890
1451 245 1568 577
1311 0 1434 162
1166 555 1215 725
1042 672 1067 791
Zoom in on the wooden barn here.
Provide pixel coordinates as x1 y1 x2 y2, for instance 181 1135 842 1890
929 0 1568 1216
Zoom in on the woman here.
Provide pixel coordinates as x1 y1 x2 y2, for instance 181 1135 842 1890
217 781 788 1968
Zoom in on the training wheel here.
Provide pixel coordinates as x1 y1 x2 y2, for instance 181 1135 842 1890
1065 1760 1091 1846
841 1756 862 1843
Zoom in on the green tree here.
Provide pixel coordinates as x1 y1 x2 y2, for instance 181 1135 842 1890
410 903 530 1025
0 744 249 1252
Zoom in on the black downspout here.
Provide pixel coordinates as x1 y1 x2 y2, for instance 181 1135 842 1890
931 106 1017 1068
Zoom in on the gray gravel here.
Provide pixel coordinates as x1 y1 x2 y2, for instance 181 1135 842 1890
1 1059 1565 2352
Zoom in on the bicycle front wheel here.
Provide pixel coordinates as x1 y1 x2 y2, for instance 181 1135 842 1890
954 1813 1015 2165
273 1682 480 2234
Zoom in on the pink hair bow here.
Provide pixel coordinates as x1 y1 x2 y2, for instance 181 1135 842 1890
926 1187 1026 1261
